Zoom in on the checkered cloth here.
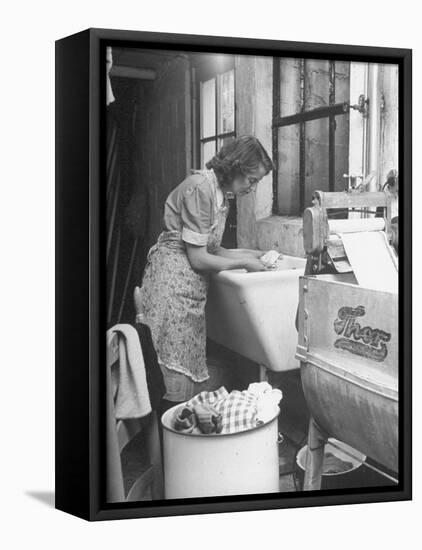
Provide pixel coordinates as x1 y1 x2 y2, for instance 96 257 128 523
186 387 260 434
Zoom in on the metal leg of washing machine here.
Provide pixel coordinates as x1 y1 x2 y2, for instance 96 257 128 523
303 416 328 491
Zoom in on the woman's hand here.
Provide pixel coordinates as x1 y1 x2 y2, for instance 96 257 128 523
215 247 279 260
246 249 281 260
240 249 262 259
251 249 270 259
243 258 268 272
242 249 272 259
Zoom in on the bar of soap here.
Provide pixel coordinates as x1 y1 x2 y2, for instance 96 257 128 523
260 250 281 268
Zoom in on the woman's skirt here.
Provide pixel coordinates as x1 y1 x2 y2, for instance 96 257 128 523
138 232 210 391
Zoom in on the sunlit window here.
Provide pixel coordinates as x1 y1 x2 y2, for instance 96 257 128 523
200 69 235 167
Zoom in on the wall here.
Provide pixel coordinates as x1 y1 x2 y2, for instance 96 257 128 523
139 57 190 246
277 58 301 215
379 64 399 188
235 55 273 249
115 56 190 321
235 54 305 255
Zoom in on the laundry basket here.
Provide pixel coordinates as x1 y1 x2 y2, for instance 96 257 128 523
161 404 280 499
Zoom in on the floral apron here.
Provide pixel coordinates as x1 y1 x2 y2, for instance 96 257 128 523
138 170 229 383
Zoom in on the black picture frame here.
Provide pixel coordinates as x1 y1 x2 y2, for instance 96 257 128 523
55 28 412 521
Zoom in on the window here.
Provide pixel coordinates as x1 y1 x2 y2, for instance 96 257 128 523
199 68 235 167
272 58 351 215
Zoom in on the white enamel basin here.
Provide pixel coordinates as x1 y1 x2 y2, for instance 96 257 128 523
206 255 306 371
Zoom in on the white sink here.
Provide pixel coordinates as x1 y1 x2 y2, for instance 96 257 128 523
206 255 306 371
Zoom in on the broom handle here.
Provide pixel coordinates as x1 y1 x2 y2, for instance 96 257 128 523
108 226 121 325
117 237 139 323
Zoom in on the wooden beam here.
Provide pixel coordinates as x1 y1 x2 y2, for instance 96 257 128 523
110 66 156 80
313 190 389 209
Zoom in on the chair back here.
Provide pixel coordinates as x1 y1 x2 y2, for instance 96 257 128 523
106 327 163 502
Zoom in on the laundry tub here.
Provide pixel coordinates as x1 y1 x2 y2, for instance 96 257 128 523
206 255 306 372
161 404 280 499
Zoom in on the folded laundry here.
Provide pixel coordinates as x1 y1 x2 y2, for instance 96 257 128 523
217 390 258 434
172 383 283 435
248 382 283 425
189 386 229 407
247 381 273 396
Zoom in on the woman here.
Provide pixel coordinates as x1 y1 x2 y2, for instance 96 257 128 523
134 136 274 406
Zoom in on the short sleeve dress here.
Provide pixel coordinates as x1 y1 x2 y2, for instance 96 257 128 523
137 169 229 395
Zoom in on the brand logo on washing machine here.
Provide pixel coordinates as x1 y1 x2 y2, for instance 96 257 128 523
333 306 391 362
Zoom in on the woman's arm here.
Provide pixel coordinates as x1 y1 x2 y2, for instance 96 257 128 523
186 244 267 273
213 246 266 259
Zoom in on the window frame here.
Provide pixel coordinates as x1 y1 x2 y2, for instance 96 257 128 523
192 56 236 169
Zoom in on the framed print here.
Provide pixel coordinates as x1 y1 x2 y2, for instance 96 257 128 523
55 28 412 521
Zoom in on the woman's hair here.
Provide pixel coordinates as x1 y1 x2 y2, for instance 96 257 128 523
205 135 274 188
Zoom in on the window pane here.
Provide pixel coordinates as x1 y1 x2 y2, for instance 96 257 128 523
201 140 216 168
218 135 235 150
201 78 216 139
334 114 350 192
277 124 300 215
218 70 235 133
304 59 330 110
335 61 350 103
304 118 329 207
